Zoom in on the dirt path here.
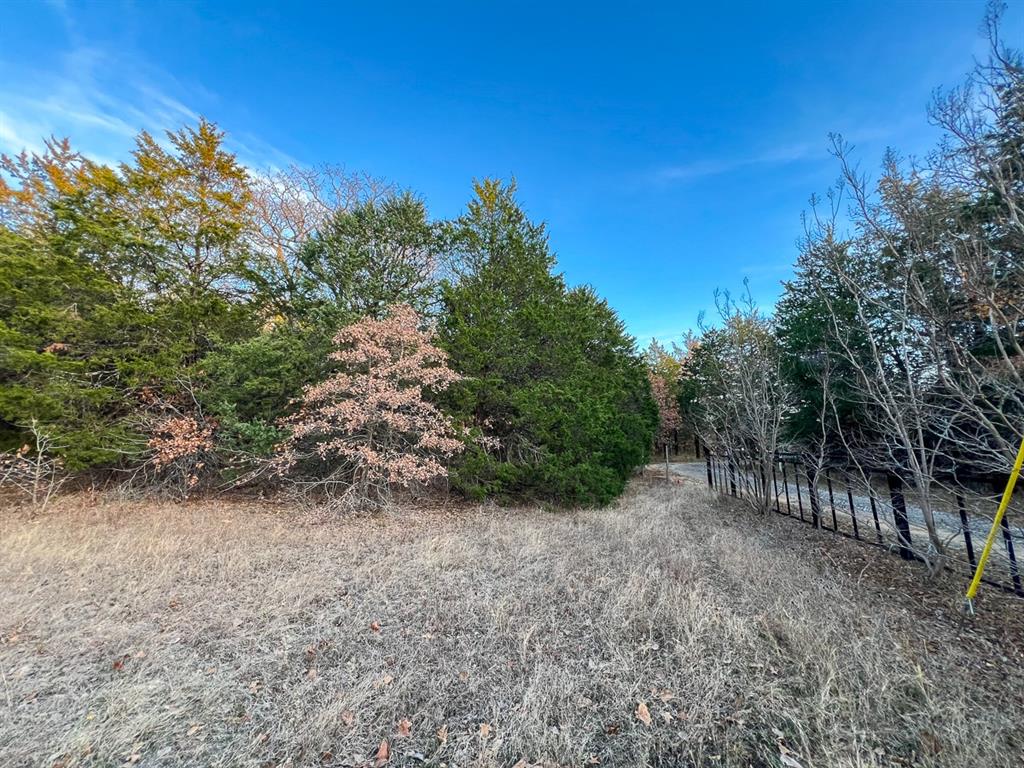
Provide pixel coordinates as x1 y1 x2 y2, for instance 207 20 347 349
1 480 1021 767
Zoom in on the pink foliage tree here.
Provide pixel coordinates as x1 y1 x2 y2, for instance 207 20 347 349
147 414 218 496
277 304 465 507
648 370 682 448
137 379 221 499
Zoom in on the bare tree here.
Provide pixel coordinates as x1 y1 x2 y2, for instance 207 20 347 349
795 18 1024 566
688 286 791 513
0 419 68 514
246 164 396 316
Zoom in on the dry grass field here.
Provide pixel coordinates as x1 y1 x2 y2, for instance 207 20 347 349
1 475 1022 767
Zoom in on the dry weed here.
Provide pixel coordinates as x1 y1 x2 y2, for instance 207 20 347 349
0 479 1020 767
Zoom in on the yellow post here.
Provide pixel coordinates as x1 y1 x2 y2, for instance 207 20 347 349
964 433 1024 613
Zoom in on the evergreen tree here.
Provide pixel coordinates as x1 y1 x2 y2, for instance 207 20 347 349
0 227 146 467
291 192 439 326
774 236 870 452
440 180 655 505
121 119 257 362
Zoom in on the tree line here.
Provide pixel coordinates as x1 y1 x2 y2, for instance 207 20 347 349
654 6 1023 562
0 127 657 508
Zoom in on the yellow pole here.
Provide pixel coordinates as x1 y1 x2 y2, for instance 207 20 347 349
965 433 1024 612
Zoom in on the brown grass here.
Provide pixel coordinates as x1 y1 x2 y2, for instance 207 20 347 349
1 478 1021 767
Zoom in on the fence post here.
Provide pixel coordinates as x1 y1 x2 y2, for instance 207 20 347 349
887 474 914 560
1000 513 1023 595
760 464 768 509
956 493 976 568
825 470 838 530
705 451 713 488
771 462 780 513
729 460 737 497
845 482 860 540
794 462 805 521
781 461 792 515
868 479 883 543
806 466 821 528
991 479 1023 595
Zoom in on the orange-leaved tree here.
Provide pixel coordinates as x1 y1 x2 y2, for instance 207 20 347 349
276 304 464 507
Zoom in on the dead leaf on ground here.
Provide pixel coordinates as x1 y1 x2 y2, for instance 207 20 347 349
635 701 652 727
660 710 673 723
370 620 381 632
436 724 448 744
373 738 390 767
479 722 492 739
657 689 674 702
396 718 412 738
341 710 355 727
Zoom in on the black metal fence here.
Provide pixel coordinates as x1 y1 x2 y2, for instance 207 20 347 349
705 451 1024 597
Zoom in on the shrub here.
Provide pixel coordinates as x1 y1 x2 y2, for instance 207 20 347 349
144 413 219 498
276 304 464 508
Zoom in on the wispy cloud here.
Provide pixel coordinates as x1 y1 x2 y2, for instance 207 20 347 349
0 45 188 163
655 141 821 184
652 113 933 187
0 33 295 172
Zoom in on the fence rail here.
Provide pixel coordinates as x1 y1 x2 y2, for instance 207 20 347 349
704 451 1024 597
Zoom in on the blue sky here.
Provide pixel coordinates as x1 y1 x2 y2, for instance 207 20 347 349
3 1 1022 347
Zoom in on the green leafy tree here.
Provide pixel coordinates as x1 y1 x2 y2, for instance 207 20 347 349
0 137 91 235
0 122 259 471
440 180 655 505
291 192 439 326
196 325 330 457
775 234 870 453
121 119 257 362
0 227 146 467
211 192 441 458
